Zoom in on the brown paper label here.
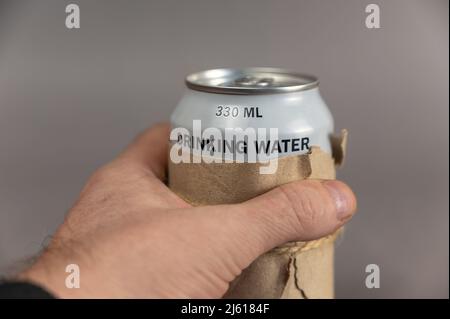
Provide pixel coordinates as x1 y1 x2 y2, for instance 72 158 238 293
168 130 348 298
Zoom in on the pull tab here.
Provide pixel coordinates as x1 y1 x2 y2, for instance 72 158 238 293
233 76 275 87
256 78 274 87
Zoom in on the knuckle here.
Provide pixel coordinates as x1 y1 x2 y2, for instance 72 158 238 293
89 161 131 186
81 164 122 198
89 166 115 185
278 182 327 233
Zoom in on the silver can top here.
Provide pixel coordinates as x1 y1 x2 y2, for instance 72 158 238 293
185 67 319 95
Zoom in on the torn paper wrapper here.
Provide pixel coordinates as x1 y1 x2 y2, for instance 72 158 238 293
168 130 348 299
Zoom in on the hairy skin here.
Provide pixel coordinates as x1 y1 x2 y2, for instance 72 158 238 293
19 123 357 298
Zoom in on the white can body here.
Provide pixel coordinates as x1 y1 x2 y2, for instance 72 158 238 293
171 87 334 160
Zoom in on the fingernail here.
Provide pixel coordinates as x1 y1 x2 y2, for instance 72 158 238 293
323 180 354 221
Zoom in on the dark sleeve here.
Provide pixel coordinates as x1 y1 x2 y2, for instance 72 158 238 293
0 281 55 299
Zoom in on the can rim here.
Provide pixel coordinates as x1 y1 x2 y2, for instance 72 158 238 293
185 67 319 95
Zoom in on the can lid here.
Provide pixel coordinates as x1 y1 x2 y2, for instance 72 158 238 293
185 67 319 95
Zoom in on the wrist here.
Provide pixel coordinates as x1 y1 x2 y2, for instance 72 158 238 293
17 244 99 299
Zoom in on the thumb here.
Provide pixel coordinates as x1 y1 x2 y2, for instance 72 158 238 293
198 180 357 267
241 180 356 245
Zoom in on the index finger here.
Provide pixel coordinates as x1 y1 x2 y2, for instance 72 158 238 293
118 122 170 181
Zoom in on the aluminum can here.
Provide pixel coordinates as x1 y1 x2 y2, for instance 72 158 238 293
169 68 338 299
170 67 334 162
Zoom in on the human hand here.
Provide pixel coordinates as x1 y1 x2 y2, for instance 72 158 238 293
19 123 357 298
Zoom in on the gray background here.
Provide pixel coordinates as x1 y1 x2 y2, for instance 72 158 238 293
0 0 448 298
